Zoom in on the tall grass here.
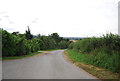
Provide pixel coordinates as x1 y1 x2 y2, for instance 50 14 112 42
68 33 120 73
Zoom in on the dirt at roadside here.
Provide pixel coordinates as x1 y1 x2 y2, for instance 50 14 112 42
64 51 119 80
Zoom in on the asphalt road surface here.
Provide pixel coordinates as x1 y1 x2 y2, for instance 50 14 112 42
2 50 98 79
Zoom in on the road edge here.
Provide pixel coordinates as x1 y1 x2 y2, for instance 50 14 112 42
63 50 119 81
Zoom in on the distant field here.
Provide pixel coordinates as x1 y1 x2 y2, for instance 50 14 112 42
69 40 78 42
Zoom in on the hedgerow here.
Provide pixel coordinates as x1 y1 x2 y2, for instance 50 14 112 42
2 28 70 57
68 33 120 73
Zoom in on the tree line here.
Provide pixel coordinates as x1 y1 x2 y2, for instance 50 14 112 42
1 27 71 57
68 33 120 73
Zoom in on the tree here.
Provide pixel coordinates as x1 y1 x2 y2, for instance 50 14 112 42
50 33 61 44
2 29 16 56
12 32 19 35
15 36 26 56
58 40 70 49
25 26 33 40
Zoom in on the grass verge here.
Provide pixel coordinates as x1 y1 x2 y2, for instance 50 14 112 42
64 49 119 81
2 51 42 60
41 49 61 51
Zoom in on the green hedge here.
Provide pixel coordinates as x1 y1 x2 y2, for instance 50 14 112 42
68 33 120 73
2 29 40 56
2 29 70 56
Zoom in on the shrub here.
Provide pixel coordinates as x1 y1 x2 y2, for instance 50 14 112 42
58 40 70 49
2 30 16 56
2 29 40 56
68 33 120 73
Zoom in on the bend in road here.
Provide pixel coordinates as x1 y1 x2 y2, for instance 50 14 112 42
3 50 98 79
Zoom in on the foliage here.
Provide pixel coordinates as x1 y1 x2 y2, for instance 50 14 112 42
37 35 56 50
36 33 70 50
2 29 40 56
68 33 120 73
15 36 26 56
2 29 16 56
58 40 70 49
2 28 70 57
50 33 61 43
25 26 33 40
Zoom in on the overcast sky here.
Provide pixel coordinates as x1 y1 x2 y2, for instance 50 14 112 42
0 0 119 37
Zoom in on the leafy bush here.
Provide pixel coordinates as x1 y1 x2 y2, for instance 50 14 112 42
2 30 16 56
58 40 70 49
37 34 70 50
2 29 40 56
30 38 40 52
38 36 57 50
2 28 70 57
15 36 26 56
68 33 120 73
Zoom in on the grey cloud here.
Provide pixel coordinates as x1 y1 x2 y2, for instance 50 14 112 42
9 21 14 24
31 18 39 23
35 18 39 20
4 15 9 18
31 21 37 23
